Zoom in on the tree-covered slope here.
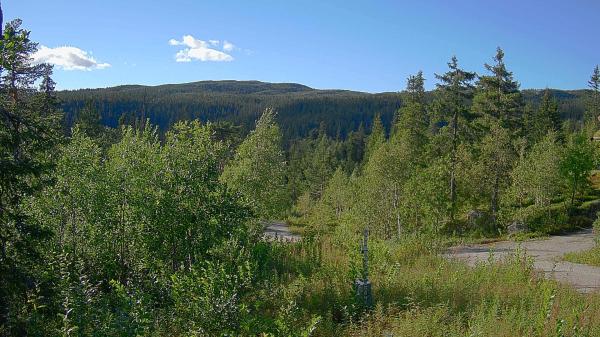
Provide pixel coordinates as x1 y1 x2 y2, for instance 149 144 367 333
57 80 591 142
58 81 403 142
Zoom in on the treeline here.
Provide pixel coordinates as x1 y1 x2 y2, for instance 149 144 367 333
57 81 591 145
58 83 402 143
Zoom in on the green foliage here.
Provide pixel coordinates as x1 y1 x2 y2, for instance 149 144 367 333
307 167 350 233
400 158 450 233
474 122 516 221
508 132 564 210
472 47 523 131
0 18 63 331
21 119 262 335
585 65 600 125
6 17 600 337
302 130 338 201
363 114 385 164
529 89 562 143
221 108 289 219
560 132 597 210
170 261 253 335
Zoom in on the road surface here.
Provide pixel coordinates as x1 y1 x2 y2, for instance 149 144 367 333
263 222 301 242
445 228 600 293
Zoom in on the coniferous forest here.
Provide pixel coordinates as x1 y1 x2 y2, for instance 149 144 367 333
5 5 600 337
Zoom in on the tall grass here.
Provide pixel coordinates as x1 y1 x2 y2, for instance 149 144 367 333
265 233 600 336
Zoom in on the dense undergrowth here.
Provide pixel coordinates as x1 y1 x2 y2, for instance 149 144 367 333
261 231 600 337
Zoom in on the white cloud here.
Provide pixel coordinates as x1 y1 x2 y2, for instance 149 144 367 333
222 40 234 52
32 46 110 71
169 35 234 62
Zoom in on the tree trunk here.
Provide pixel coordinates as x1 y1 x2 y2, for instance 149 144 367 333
393 184 401 238
570 179 578 214
449 109 458 221
491 173 500 223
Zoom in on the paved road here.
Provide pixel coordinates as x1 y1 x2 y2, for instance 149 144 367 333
263 222 301 242
445 228 600 293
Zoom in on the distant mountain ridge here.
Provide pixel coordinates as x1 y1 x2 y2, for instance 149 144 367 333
84 80 316 95
57 80 590 142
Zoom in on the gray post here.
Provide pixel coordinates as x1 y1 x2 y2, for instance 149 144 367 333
361 228 369 281
354 228 372 308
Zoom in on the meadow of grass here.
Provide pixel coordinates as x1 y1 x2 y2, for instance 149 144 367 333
267 230 600 337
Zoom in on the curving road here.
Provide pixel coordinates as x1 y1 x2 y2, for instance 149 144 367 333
445 228 600 293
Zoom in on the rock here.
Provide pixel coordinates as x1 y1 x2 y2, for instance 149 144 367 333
507 220 529 235
467 209 485 225
465 209 496 233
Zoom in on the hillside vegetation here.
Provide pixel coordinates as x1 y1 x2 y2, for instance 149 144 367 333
4 14 600 337
58 80 590 144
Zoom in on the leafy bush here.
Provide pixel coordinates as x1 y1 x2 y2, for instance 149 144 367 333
170 261 254 335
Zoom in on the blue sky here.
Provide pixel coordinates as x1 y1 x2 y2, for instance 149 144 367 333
5 0 600 92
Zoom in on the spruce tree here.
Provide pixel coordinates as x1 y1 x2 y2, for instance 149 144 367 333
472 47 523 132
364 113 385 163
434 56 476 220
301 127 337 200
585 65 600 126
0 19 62 328
471 48 522 223
76 100 104 138
531 89 561 143
394 71 429 165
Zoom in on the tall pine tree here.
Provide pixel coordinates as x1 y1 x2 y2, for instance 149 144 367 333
0 19 62 329
585 65 600 127
394 71 429 164
471 48 522 223
472 47 523 132
433 56 476 220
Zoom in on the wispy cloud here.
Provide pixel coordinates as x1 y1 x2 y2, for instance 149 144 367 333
32 46 110 71
169 35 234 62
222 41 235 52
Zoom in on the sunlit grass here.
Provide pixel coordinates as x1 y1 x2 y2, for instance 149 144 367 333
565 246 600 267
268 233 600 336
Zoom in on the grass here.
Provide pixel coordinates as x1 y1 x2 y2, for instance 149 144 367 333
267 232 600 337
277 186 600 335
565 246 600 267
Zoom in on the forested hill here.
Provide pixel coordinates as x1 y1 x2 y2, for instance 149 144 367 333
57 80 589 141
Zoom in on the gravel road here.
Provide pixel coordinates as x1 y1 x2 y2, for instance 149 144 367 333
263 222 301 242
445 228 600 293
